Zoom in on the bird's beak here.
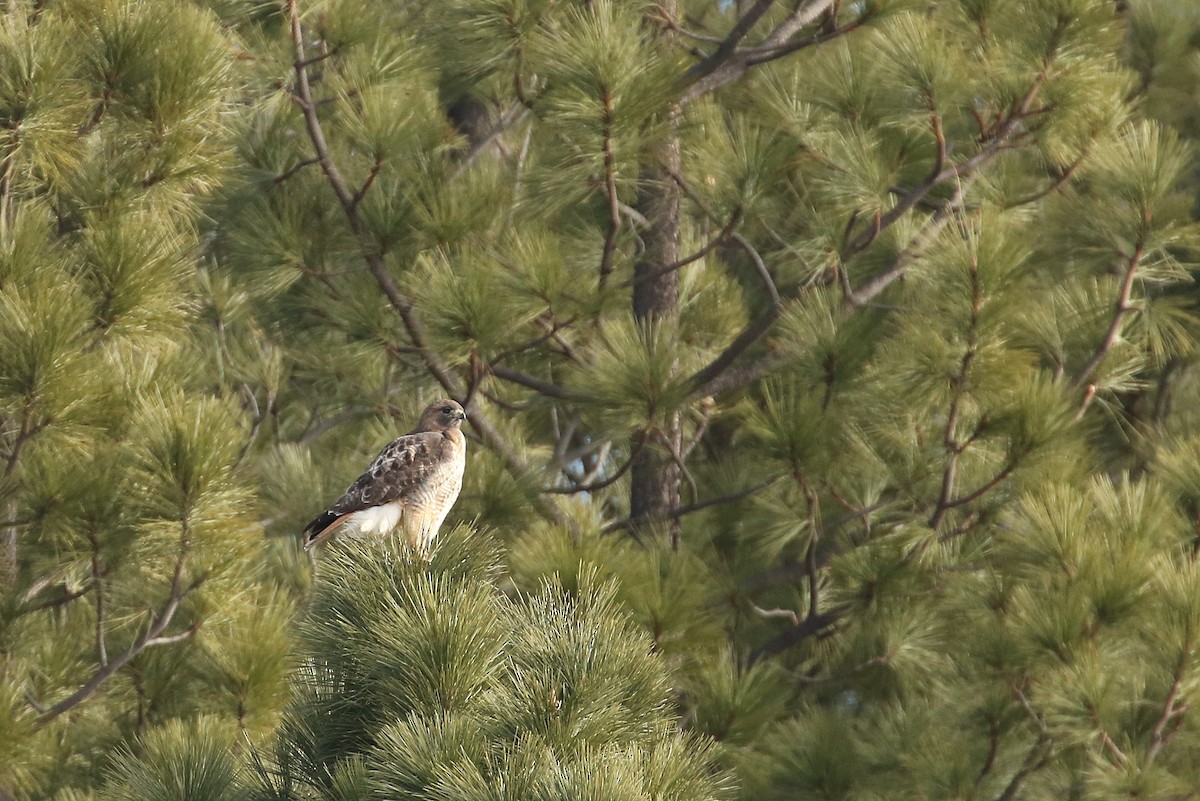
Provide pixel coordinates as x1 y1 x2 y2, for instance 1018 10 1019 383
456 408 468 421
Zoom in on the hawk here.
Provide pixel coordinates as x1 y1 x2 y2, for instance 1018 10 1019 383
302 399 467 551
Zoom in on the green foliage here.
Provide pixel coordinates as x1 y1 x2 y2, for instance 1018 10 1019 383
8 0 1200 798
241 529 729 801
0 1 294 796
100 717 251 801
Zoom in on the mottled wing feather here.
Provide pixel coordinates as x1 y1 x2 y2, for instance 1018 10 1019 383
327 432 446 514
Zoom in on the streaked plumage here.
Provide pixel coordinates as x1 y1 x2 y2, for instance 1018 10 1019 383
302 399 467 551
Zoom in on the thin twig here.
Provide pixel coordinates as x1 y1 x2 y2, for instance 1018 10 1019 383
545 436 647 494
273 156 320 184
750 604 800 625
1148 652 1189 762
489 365 587 401
620 208 742 287
1069 236 1147 392
758 0 838 50
598 88 622 288
88 533 107 667
929 252 982 530
687 229 781 393
349 154 383 212
602 474 783 532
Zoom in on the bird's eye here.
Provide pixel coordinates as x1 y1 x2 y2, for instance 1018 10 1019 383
441 407 453 414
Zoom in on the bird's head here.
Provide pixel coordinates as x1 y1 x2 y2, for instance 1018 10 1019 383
417 398 467 432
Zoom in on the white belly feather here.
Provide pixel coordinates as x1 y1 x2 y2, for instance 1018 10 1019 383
341 501 404 539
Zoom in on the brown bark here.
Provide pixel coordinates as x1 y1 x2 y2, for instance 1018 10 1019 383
629 18 684 545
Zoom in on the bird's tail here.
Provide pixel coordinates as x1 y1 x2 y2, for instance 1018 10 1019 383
301 511 347 551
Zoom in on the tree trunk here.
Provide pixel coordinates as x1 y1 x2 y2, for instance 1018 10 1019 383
630 46 684 546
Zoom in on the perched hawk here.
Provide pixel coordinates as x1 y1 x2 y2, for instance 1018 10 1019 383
302 399 467 551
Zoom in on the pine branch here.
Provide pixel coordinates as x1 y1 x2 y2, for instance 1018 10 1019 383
682 0 776 86
88 533 107 667
1002 145 1092 209
844 174 975 308
33 513 203 726
3 417 42 479
842 100 948 260
681 4 868 102
798 473 822 624
741 16 867 67
0 150 14 244
993 735 1052 801
489 365 586 401
569 440 612 487
451 104 530 180
19 582 93 613
1069 235 1147 392
748 609 838 664
544 436 646 494
621 207 742 287
929 254 982 531
1148 652 1190 762
34 573 205 726
349 154 383 212
288 1 453 387
693 351 786 397
687 233 782 393
750 603 799 625
843 64 1059 307
665 171 781 395
598 87 622 288
274 157 320 184
937 453 1024 513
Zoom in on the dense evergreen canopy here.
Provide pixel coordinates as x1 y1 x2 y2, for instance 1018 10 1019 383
2 0 1200 799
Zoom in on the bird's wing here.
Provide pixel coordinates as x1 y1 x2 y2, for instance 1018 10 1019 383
302 431 448 546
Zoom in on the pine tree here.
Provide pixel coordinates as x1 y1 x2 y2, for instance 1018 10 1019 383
203 0 1200 797
235 528 729 801
0 2 294 796
9 0 1200 798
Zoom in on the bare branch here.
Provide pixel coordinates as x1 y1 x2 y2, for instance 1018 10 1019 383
748 609 838 664
598 88 622 288
1148 652 1189 762
1069 236 1147 391
750 603 800 625
758 0 837 50
683 13 868 102
34 575 203 726
688 230 781 392
143 623 200 649
682 0 776 86
571 440 613 487
489 365 587 401
602 474 783 532
544 436 647 494
621 208 742 287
